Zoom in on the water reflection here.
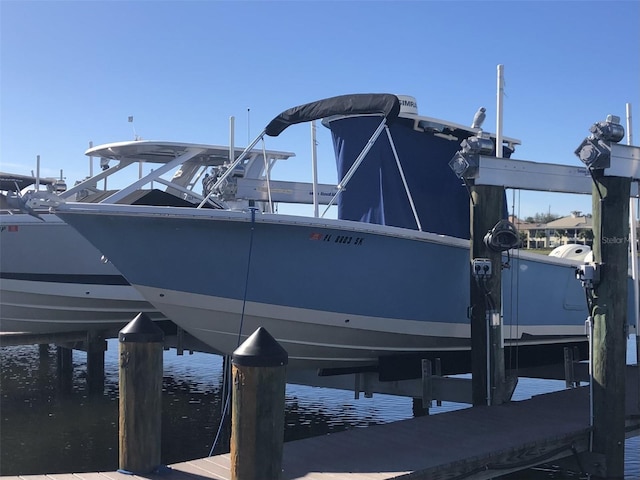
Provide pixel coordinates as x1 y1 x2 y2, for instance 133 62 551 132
1 344 118 474
1 339 638 479
0 341 416 475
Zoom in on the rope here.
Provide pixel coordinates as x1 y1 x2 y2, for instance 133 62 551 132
208 208 257 457
507 189 521 374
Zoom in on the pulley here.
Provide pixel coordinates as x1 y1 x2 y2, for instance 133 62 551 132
484 219 520 252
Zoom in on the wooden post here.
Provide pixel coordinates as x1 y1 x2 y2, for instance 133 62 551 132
86 332 106 395
38 343 51 383
470 185 505 406
118 312 164 474
56 345 73 393
231 327 288 480
590 174 630 479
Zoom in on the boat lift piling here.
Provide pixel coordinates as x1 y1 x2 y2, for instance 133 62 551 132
56 344 73 393
86 331 107 395
574 112 633 477
451 133 516 406
587 173 631 478
469 184 507 406
467 64 511 406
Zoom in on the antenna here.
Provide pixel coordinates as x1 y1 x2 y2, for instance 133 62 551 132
89 141 94 177
247 108 251 144
496 64 504 158
35 155 40 190
627 103 633 146
128 116 139 141
229 116 235 163
128 117 143 178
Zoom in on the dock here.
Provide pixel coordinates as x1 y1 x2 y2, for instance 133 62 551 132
2 365 638 480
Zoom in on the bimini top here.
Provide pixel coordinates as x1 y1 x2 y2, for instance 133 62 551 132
265 94 401 137
0 172 54 192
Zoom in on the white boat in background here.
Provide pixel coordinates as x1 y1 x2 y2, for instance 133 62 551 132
1 140 336 334
55 93 633 375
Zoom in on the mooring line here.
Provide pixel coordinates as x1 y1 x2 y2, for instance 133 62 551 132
209 207 257 457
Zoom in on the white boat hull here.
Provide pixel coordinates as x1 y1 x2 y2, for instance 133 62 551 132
0 278 164 333
0 214 166 334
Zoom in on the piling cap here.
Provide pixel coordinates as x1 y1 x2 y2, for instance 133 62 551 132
232 327 288 367
119 312 164 343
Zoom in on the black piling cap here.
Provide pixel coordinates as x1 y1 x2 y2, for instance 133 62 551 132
232 327 288 367
119 312 164 343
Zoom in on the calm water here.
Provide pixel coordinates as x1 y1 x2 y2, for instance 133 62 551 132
1 339 638 479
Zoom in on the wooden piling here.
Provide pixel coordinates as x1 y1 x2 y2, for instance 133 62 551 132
56 346 73 393
86 331 106 395
118 312 164 474
230 327 288 480
590 174 630 479
470 185 505 406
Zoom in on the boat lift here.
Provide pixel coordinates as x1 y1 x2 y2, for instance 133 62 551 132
450 111 639 477
285 113 640 412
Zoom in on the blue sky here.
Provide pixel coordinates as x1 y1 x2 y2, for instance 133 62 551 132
1 0 639 219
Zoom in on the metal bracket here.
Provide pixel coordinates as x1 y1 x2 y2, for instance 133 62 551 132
576 263 600 289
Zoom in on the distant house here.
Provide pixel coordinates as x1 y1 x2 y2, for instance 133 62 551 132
508 216 542 248
512 211 593 249
545 211 593 246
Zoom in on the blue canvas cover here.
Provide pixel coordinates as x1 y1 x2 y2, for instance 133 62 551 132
329 115 501 239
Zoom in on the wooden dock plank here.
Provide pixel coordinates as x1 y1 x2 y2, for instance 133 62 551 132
194 457 230 468
69 473 116 480
195 457 231 475
283 470 396 480
169 460 227 480
184 460 229 478
95 471 156 480
11 476 50 480
41 475 80 480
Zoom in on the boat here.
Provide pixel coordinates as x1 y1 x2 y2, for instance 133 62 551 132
53 93 626 373
1 141 333 334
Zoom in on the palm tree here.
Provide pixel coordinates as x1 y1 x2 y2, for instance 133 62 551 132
518 230 528 248
555 229 567 245
534 229 547 248
578 229 594 245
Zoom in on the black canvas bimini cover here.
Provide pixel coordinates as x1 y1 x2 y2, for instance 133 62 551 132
265 94 400 137
0 173 54 192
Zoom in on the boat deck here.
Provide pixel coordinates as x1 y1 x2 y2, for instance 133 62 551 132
2 366 638 480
